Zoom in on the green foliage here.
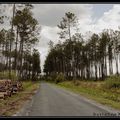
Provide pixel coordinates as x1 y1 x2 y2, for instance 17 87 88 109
55 72 65 84
104 75 120 89
31 49 41 81
32 49 41 73
46 76 52 81
44 12 120 81
45 72 57 82
0 4 41 82
74 80 80 86
57 12 77 39
0 70 18 80
46 72 65 83
50 72 57 81
102 92 119 102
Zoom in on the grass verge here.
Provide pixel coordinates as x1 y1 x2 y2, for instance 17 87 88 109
0 81 40 116
52 81 120 110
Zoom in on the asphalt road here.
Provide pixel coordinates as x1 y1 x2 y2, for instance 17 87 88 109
18 81 120 116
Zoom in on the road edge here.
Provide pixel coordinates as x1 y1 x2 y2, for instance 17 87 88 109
12 89 39 116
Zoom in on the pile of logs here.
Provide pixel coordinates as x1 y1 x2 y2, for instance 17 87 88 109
0 80 23 100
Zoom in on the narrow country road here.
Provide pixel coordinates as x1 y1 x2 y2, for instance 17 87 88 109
17 81 120 116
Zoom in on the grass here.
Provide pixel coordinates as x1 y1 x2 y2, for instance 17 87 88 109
0 70 18 80
52 80 120 110
0 81 40 116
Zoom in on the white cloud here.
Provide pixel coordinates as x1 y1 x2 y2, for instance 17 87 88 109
85 4 120 34
96 5 120 31
72 4 120 36
32 4 93 26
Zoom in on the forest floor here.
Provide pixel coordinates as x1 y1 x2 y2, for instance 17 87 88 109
53 80 120 111
0 81 40 116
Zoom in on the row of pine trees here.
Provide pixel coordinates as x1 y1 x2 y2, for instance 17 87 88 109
0 4 41 80
44 12 120 80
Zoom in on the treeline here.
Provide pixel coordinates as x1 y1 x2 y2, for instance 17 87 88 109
44 12 120 81
0 4 41 80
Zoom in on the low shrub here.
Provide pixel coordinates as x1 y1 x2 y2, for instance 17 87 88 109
55 72 65 84
104 75 120 89
72 80 80 86
50 72 57 81
45 73 57 82
47 76 52 81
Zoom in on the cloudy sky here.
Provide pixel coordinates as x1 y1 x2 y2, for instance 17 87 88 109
2 4 120 72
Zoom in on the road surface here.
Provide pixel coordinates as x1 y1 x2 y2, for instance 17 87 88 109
16 82 120 116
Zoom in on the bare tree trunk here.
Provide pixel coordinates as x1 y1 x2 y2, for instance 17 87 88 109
9 4 15 79
115 54 119 75
95 62 98 80
109 59 113 75
99 63 101 79
20 41 24 79
104 56 107 77
2 43 5 75
14 27 18 77
101 58 105 80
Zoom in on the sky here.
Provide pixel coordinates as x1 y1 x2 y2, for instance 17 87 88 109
2 4 120 72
